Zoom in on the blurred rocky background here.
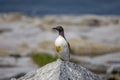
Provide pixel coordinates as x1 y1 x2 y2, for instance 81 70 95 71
0 13 120 80
0 0 120 80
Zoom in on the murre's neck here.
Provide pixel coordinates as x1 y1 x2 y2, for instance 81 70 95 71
59 31 65 38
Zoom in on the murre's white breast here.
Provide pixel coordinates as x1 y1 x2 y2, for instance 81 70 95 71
55 35 67 47
55 35 69 61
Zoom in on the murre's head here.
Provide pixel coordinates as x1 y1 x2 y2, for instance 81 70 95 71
52 26 64 33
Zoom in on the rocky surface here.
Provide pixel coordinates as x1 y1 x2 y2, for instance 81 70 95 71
0 13 120 56
0 57 38 80
14 59 103 80
0 13 120 79
71 52 120 74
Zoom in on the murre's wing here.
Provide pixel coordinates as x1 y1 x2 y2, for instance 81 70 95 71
67 42 71 53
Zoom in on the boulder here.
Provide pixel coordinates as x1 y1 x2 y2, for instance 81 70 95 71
14 59 104 80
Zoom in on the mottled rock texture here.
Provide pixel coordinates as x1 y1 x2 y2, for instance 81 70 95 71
14 59 103 80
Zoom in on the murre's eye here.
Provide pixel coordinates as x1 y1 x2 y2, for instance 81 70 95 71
59 26 63 31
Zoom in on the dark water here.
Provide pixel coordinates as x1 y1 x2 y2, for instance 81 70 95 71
0 0 120 16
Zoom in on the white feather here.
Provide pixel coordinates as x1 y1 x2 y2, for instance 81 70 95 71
55 35 67 46
55 35 69 61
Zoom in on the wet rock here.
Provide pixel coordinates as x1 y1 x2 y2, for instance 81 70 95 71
15 59 103 80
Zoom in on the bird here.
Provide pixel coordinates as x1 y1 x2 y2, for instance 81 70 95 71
52 26 70 61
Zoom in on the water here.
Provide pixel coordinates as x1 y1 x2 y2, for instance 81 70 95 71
0 0 120 16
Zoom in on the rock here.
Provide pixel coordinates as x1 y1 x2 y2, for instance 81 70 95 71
14 59 103 80
107 66 120 80
0 14 120 56
71 52 120 74
0 57 38 80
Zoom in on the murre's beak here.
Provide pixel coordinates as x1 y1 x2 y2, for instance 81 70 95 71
52 27 57 30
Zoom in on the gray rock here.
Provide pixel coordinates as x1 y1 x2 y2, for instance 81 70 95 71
0 57 37 80
71 52 120 74
0 14 120 56
15 59 103 80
